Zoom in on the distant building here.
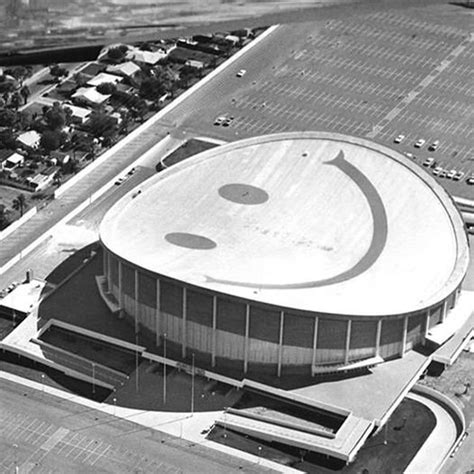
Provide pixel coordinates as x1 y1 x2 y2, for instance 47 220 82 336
184 59 204 70
127 49 167 66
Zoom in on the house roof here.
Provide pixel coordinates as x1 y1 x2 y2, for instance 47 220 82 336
127 49 166 65
106 61 141 77
72 87 110 105
17 130 41 148
87 72 123 87
4 152 24 165
63 104 92 120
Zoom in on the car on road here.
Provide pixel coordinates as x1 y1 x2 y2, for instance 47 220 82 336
428 140 440 151
432 166 443 176
394 134 405 144
414 138 426 148
423 157 435 167
127 167 136 176
236 69 246 77
453 171 465 181
114 177 126 185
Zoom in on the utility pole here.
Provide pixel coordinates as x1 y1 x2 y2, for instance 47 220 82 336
191 353 195 415
163 333 167 405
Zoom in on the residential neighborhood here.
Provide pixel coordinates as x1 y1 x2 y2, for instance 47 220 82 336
0 28 258 230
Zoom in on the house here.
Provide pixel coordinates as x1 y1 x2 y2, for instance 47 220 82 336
63 104 92 124
86 72 123 87
1 152 24 172
127 49 167 66
185 59 204 70
225 34 240 46
79 62 106 78
106 61 141 80
72 87 110 107
17 130 41 149
27 167 57 191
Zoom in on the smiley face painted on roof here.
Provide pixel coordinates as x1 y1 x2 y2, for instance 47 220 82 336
164 150 388 290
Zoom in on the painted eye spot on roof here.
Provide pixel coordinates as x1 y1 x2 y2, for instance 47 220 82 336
218 183 269 205
165 232 217 250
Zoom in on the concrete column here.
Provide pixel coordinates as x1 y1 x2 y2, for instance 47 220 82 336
134 269 139 334
344 320 352 365
155 279 161 346
105 252 111 291
244 304 250 374
277 311 285 377
212 296 217 367
440 300 448 323
311 317 319 375
102 248 107 279
118 260 123 308
424 310 430 340
375 319 382 357
401 316 408 355
451 290 457 309
182 287 187 358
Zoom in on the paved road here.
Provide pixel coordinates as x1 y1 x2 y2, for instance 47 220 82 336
0 377 268 474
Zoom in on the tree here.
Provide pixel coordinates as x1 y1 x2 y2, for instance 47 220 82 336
20 85 30 103
40 129 62 151
86 112 118 139
0 108 17 127
0 204 10 230
96 82 117 95
0 129 17 149
12 193 27 217
9 92 23 110
139 77 165 100
49 64 68 78
107 45 128 62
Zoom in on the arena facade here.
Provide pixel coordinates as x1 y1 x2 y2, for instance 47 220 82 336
98 132 469 376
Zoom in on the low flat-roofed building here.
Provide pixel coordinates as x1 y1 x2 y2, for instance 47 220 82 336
127 49 167 65
17 130 41 149
63 103 92 124
1 151 24 171
106 61 141 79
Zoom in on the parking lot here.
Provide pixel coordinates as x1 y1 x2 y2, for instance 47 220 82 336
160 4 473 199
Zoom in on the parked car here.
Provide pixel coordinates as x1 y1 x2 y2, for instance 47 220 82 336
414 138 426 148
222 115 234 127
213 115 226 126
432 166 443 176
394 134 405 144
446 169 456 179
453 171 465 181
439 169 447 178
404 152 415 160
466 175 474 185
236 69 246 77
423 157 435 167
428 140 440 151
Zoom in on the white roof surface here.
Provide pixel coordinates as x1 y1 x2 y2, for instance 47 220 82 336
17 130 40 148
107 61 141 77
72 87 110 105
100 132 469 316
87 72 123 87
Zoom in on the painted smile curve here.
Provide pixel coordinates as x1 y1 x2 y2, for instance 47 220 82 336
205 150 388 289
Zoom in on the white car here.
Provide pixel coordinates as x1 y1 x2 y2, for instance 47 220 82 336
394 134 405 144
423 157 435 167
236 69 246 77
432 166 443 176
414 138 426 148
404 152 415 160
446 169 456 179
428 140 440 151
453 171 465 181
213 115 226 126
466 175 474 185
439 169 447 178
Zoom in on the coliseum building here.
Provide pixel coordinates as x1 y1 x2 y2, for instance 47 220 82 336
97 132 469 376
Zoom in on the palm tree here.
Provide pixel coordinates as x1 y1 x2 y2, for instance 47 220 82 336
12 193 26 217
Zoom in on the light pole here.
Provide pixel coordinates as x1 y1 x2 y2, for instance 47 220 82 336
258 446 262 465
113 397 117 416
191 353 195 415
13 443 18 474
41 373 45 393
383 422 388 445
92 363 96 395
135 332 139 393
163 333 167 405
